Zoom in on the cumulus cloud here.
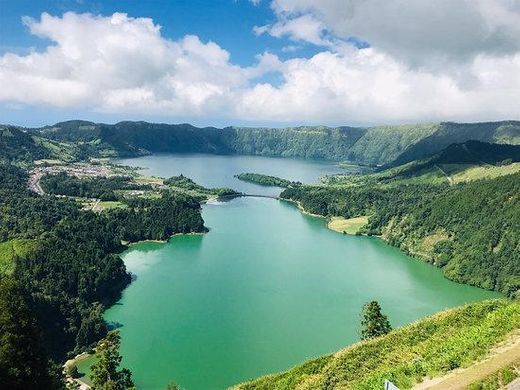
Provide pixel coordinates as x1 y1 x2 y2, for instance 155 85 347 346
266 0 520 68
1 9 520 125
0 12 247 116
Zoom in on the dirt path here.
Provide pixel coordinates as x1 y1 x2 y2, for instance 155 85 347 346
415 333 520 389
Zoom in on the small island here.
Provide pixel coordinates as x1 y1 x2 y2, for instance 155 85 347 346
235 172 301 188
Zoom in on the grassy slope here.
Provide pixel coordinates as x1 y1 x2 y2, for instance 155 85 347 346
234 300 520 390
0 239 39 275
328 216 369 234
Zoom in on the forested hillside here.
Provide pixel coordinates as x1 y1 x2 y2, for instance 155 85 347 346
0 162 207 387
28 119 520 165
281 171 520 297
0 125 49 163
235 300 520 390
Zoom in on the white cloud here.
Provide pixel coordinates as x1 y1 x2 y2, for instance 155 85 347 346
1 10 520 125
267 0 520 68
254 14 328 46
0 12 247 116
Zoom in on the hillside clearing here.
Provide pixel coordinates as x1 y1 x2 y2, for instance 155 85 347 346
328 216 369 234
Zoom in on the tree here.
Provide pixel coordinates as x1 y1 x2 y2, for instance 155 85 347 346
0 277 63 389
90 330 134 390
360 300 392 340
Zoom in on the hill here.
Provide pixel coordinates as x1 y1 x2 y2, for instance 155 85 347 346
0 125 49 163
281 168 520 297
27 120 520 165
234 299 520 390
323 141 520 187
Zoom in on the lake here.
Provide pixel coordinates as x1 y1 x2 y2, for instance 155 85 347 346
102 154 498 389
116 153 350 196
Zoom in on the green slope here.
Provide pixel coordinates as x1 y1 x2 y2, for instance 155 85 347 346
234 299 520 390
27 120 520 165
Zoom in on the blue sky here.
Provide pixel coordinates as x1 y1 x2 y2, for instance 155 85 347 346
1 0 318 65
0 0 519 127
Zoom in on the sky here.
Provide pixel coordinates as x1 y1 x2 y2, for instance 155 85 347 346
1 0 520 127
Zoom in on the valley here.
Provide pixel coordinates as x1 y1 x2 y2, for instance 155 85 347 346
0 120 519 389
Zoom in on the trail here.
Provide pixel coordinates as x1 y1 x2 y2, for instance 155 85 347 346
415 333 520 389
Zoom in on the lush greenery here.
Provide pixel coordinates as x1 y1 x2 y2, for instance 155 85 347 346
235 299 520 390
360 301 392 340
0 277 64 389
0 239 38 276
90 330 134 390
40 172 148 200
324 140 520 187
0 163 206 367
468 358 520 389
282 170 520 297
235 173 300 188
27 120 520 165
164 174 239 198
0 126 49 163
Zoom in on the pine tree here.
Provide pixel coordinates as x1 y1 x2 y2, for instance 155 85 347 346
360 300 392 340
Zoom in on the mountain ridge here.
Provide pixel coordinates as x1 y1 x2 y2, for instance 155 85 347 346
15 119 520 165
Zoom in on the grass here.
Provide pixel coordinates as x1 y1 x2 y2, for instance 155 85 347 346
0 239 39 275
449 162 520 183
328 216 369 234
468 357 520 389
134 175 164 185
234 299 520 390
95 201 127 210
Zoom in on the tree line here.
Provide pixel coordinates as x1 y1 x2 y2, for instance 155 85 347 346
0 163 207 388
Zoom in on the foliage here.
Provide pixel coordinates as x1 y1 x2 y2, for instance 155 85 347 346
164 174 238 197
468 358 520 389
281 172 520 297
0 239 38 276
90 331 134 390
0 163 207 361
40 172 148 200
0 125 49 163
0 277 64 390
29 120 520 165
235 173 300 188
360 301 392 340
234 299 520 390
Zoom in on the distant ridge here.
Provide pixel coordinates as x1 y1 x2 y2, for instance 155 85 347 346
20 119 520 165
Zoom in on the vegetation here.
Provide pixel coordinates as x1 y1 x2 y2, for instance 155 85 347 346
328 216 368 235
0 162 206 367
235 173 300 188
0 239 38 275
164 174 239 198
360 301 392 340
282 171 520 297
324 140 520 187
234 299 520 390
0 125 49 163
0 277 64 389
28 120 520 165
40 172 148 200
468 358 520 389
90 331 134 390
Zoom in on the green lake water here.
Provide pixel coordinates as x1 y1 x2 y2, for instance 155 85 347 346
97 154 499 389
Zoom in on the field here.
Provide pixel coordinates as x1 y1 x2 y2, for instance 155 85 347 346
328 216 369 234
234 299 520 390
448 162 520 183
